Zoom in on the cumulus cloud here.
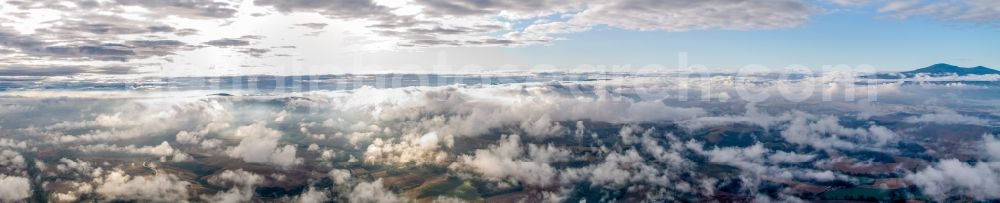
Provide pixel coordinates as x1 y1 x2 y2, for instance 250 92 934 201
906 159 1000 201
201 188 253 203
780 114 898 149
903 108 990 126
983 134 1000 161
0 139 27 149
450 134 568 186
292 186 330 203
94 170 192 202
200 170 264 202
364 132 450 165
769 151 817 164
0 149 26 173
348 179 404 203
328 169 352 185
210 169 264 188
75 141 190 162
585 150 647 187
226 123 302 168
55 158 96 176
0 175 31 202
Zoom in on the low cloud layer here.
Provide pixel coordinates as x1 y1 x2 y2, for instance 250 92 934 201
0 73 998 201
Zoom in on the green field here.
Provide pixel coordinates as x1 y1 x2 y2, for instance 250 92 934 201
419 177 483 201
819 187 892 201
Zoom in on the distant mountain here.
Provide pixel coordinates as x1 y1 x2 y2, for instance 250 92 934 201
902 63 1000 76
869 63 1000 79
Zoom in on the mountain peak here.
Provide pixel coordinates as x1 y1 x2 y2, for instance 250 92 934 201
904 63 1000 76
928 63 958 68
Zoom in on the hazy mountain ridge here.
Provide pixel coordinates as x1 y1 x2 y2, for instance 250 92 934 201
904 63 1000 76
872 63 1000 79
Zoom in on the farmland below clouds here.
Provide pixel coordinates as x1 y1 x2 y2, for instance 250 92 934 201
0 72 999 202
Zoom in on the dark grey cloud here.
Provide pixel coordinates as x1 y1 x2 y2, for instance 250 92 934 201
296 23 328 30
374 23 514 47
93 66 139 75
4 36 138 61
127 40 193 57
1 27 192 62
254 0 392 19
571 0 815 31
28 14 198 44
203 39 251 47
0 65 138 76
175 28 199 36
251 0 542 48
127 40 186 48
147 25 177 33
878 0 1000 26
114 0 239 18
36 15 162 40
43 44 136 61
3 0 99 10
203 35 263 47
5 0 238 19
202 36 270 57
414 0 577 17
238 48 270 58
0 28 47 51
0 66 86 76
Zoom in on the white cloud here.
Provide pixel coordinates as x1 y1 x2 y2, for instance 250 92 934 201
587 150 645 187
983 134 1000 161
201 188 253 203
201 169 265 202
211 169 264 188
701 143 769 172
75 141 190 162
0 175 31 202
0 139 27 149
780 114 898 149
906 159 1000 201
903 109 990 126
94 170 192 202
879 0 920 12
293 186 330 203
0 149 26 172
55 158 96 176
768 151 816 164
329 169 352 185
364 132 450 165
348 179 404 203
226 123 302 168
450 134 562 186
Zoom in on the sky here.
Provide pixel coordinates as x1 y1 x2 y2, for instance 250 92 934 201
0 0 998 78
